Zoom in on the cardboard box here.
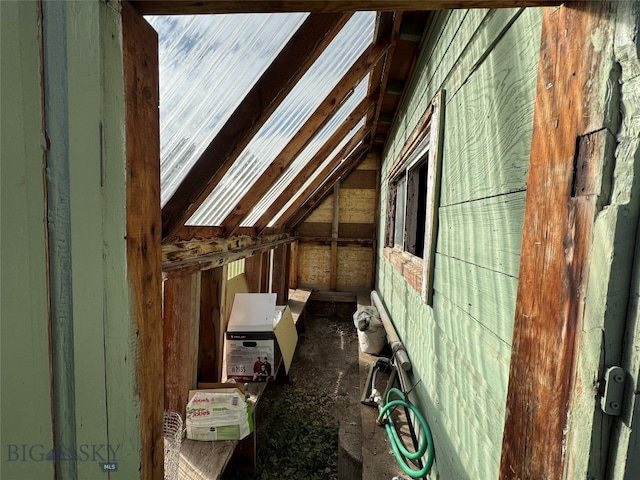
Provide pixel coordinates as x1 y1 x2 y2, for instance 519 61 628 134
224 293 298 382
185 383 253 441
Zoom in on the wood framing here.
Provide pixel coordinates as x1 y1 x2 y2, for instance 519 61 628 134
330 182 340 290
161 13 351 239
162 233 294 277
221 36 392 234
163 273 201 420
500 2 615 479
133 1 562 15
259 127 370 232
285 145 370 229
272 243 291 304
122 3 163 478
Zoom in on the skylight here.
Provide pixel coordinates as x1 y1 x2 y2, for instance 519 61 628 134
148 13 308 206
186 11 377 226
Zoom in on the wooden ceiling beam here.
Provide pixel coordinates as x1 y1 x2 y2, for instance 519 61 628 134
368 11 403 152
251 94 376 234
220 36 391 235
161 13 351 240
134 1 562 15
284 143 370 229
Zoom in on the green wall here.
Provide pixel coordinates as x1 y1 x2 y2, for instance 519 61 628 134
1 1 141 478
376 8 542 479
1 2 55 478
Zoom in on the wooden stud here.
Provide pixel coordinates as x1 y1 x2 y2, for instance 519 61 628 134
162 13 351 240
289 241 299 290
133 1 563 15
272 243 290 304
122 3 163 478
330 182 340 290
163 273 201 420
500 2 615 479
198 268 220 383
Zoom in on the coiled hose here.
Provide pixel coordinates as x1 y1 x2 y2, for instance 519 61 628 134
377 388 434 478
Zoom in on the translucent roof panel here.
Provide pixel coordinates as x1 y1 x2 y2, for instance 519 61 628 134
147 13 308 206
242 75 370 227
187 11 376 226
268 120 367 228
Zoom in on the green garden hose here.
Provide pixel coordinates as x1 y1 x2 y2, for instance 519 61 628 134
377 388 434 478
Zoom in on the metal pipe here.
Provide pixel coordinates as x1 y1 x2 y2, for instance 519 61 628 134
371 291 411 371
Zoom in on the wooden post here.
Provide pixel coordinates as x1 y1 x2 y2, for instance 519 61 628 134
330 182 340 290
289 240 299 290
500 2 615 479
245 252 265 293
122 2 163 478
163 273 201 420
272 243 290 304
199 267 225 382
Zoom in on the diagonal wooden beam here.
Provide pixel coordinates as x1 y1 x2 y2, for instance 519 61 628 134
133 1 563 15
368 12 403 137
221 37 391 235
248 92 377 234
268 127 370 232
274 125 371 229
161 13 351 240
284 143 370 230
260 126 370 234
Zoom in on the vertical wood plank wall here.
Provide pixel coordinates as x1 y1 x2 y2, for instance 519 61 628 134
296 152 379 291
376 7 542 479
123 3 164 478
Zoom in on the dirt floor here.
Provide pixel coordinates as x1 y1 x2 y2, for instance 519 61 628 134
223 300 408 480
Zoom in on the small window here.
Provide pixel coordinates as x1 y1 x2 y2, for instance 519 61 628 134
384 91 444 304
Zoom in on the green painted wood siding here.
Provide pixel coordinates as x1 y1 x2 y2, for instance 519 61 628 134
376 7 542 479
1 2 142 478
1 3 55 478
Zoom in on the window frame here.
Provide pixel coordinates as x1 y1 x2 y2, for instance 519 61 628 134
384 91 444 305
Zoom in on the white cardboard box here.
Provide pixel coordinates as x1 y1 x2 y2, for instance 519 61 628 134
224 293 298 382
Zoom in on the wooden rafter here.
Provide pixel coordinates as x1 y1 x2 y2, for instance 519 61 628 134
161 13 351 240
221 36 392 235
284 142 370 229
133 1 563 15
367 12 403 142
251 93 376 234
270 128 370 231
499 2 615 479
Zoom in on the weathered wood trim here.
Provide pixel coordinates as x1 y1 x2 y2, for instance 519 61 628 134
499 3 615 479
262 128 370 232
122 3 163 478
222 36 391 234
245 252 266 292
162 233 295 277
161 13 351 239
163 273 200 421
383 247 423 293
133 0 562 15
421 90 445 304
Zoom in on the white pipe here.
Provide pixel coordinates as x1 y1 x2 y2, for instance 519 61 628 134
371 291 411 371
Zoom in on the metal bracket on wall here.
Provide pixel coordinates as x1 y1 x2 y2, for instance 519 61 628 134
600 366 625 416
